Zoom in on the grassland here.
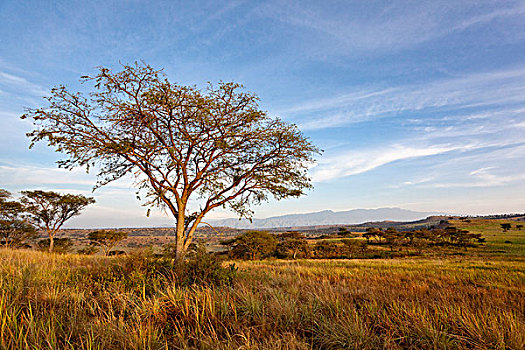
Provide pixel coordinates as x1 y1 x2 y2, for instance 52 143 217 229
451 218 525 257
0 218 523 349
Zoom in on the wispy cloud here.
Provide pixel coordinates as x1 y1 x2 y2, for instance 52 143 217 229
311 136 525 183
0 163 134 190
388 143 525 189
285 67 525 130
452 3 525 33
259 1 525 53
0 71 47 96
310 143 465 182
424 172 525 189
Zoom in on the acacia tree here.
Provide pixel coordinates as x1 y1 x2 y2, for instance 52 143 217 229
501 223 512 232
276 232 310 259
23 63 320 259
228 231 278 260
88 230 128 256
21 191 95 253
0 189 36 248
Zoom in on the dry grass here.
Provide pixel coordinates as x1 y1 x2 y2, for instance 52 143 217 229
0 249 523 349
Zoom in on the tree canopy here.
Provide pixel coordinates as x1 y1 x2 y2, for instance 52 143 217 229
23 62 320 258
88 230 128 256
226 231 278 260
0 189 36 248
21 190 95 252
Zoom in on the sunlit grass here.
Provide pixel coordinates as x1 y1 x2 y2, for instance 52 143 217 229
0 249 523 349
451 219 525 257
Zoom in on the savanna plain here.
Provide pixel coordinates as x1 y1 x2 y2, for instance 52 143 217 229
0 218 523 350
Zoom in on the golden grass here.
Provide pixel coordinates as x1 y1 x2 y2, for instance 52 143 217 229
0 249 523 349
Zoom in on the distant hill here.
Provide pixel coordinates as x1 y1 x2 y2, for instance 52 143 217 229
209 208 443 229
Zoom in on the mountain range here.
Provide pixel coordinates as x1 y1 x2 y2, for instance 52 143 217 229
209 208 443 229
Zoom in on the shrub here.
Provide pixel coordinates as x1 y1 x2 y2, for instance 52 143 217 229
176 244 237 286
313 241 341 259
88 229 128 255
228 231 278 260
113 245 237 290
341 239 367 257
276 238 311 259
36 238 73 254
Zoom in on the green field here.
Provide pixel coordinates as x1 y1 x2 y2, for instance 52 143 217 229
0 218 523 349
451 218 525 257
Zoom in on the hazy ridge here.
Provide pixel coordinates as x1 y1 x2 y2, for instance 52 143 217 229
209 207 442 229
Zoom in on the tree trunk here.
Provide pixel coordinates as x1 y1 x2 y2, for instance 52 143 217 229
175 238 186 261
174 223 187 261
173 209 204 261
174 207 186 261
48 235 54 253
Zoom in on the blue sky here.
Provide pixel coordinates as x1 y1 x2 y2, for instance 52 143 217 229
0 0 524 228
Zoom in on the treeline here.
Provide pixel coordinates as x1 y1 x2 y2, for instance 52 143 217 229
220 226 486 260
0 188 130 255
2 187 488 259
461 213 525 219
363 226 484 251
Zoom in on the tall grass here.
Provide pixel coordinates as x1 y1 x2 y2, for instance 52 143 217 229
0 249 523 349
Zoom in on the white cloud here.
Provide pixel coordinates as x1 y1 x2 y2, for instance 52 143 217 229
0 163 134 189
424 173 525 189
0 71 47 96
259 1 525 53
311 144 464 182
452 3 525 33
469 167 496 176
387 142 525 190
286 67 525 130
65 204 174 229
311 136 525 183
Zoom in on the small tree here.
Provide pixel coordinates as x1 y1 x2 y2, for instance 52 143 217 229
456 231 482 251
21 191 95 253
277 231 304 240
384 227 401 251
88 230 128 255
363 227 381 243
337 227 352 236
501 223 512 232
228 231 277 260
341 239 366 258
23 63 320 260
0 189 36 248
411 230 430 254
276 235 310 259
313 240 340 259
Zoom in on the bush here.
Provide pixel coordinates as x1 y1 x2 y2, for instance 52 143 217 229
313 241 341 259
312 239 367 259
37 238 73 254
115 245 237 290
276 238 311 259
341 239 367 257
227 231 278 260
176 244 237 287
